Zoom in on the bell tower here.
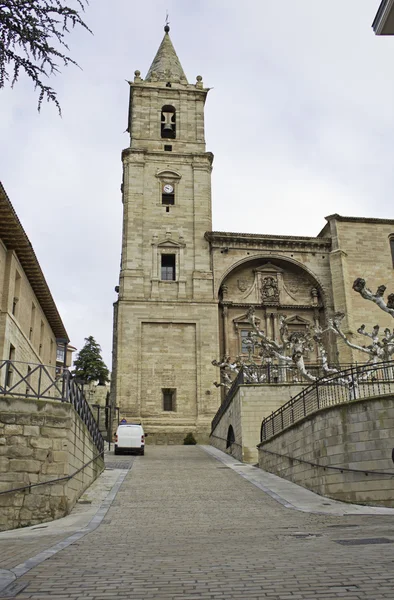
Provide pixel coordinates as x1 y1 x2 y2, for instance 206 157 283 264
111 25 220 442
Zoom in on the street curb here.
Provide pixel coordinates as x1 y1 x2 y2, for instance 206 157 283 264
0 468 129 596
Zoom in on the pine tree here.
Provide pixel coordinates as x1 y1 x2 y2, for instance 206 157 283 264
72 336 109 385
0 0 91 113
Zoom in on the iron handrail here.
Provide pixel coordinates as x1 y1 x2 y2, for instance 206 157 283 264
0 451 104 496
260 360 394 443
0 360 104 454
210 362 352 433
259 447 394 477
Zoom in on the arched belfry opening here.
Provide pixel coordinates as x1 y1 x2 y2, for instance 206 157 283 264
161 105 176 139
226 425 235 449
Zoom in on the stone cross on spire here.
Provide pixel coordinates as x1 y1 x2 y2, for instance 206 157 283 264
145 25 188 84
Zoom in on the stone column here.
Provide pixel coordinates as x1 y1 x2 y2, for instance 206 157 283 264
222 305 229 357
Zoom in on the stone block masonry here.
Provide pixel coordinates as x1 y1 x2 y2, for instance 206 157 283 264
259 393 394 507
0 396 104 531
210 383 307 463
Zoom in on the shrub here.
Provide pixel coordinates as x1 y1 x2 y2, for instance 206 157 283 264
183 432 197 445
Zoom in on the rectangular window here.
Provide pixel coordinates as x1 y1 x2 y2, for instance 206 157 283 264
56 346 65 363
164 145 172 152
161 254 176 281
6 344 15 387
39 321 44 355
241 330 254 354
12 271 21 317
162 388 176 411
162 192 175 205
390 238 394 267
29 303 36 341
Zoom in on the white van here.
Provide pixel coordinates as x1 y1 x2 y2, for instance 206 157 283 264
114 424 145 455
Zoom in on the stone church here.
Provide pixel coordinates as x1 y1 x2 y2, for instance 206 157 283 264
111 26 394 442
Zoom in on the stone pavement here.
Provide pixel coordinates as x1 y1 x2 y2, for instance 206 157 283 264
1 445 394 599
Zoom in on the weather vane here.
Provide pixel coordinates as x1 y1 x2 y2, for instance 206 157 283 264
165 11 170 32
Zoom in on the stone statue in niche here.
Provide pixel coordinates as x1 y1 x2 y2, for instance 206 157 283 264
261 276 279 304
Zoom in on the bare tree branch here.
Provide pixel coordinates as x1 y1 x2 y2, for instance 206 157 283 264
353 278 394 318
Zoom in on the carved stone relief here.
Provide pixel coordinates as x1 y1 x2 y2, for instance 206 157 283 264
261 276 279 304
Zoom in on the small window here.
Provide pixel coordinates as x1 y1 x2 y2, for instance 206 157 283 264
390 236 394 267
56 346 65 363
161 254 176 281
161 105 176 139
162 388 176 411
29 303 36 341
12 297 18 316
6 344 15 387
240 330 254 354
162 184 175 205
226 425 235 449
163 193 174 205
164 145 172 152
12 271 21 317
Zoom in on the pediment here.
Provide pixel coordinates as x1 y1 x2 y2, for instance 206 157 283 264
155 169 181 180
233 312 260 329
254 262 285 274
285 315 311 325
157 239 184 248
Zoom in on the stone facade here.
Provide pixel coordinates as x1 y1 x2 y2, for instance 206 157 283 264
0 396 104 531
111 28 394 441
210 384 307 464
0 182 70 371
258 394 394 507
111 28 220 442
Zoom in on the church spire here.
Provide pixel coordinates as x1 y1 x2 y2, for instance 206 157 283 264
145 26 188 84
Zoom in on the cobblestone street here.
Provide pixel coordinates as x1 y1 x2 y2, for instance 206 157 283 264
2 446 394 599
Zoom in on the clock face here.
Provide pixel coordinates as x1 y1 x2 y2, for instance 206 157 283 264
163 184 174 194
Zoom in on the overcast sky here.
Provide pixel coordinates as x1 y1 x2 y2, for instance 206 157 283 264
1 0 393 368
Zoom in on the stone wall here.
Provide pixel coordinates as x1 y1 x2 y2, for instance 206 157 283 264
258 394 394 507
0 397 104 531
326 216 394 363
210 384 307 463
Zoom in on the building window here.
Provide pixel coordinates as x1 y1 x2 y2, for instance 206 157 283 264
56 346 65 363
162 388 176 411
29 303 36 341
6 345 15 387
12 271 21 317
162 183 175 205
161 105 176 139
240 329 254 354
390 236 394 267
161 254 176 281
226 425 235 449
164 145 172 152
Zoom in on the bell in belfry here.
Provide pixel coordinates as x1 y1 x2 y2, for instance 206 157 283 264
162 111 174 130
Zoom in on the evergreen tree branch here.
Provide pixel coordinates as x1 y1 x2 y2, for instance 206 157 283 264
0 0 91 113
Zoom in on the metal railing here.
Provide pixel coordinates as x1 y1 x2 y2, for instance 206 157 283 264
260 361 394 443
211 368 245 432
210 363 349 433
0 360 104 454
244 363 354 384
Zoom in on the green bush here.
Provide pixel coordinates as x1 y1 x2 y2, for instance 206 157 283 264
183 432 197 445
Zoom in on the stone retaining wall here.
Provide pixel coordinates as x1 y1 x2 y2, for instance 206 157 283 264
258 394 394 507
0 396 104 531
210 384 306 463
